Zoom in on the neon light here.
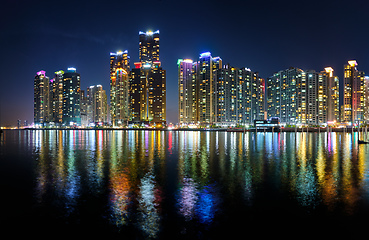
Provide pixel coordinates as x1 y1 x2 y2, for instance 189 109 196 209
200 52 211 58
37 70 46 76
183 59 193 63
139 30 159 35
134 62 142 69
348 60 357 67
55 70 64 75
143 63 151 68
324 67 334 77
68 67 76 71
177 59 183 65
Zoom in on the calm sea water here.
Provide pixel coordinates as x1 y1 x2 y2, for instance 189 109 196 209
1 130 369 238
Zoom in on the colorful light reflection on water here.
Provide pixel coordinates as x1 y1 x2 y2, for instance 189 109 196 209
1 130 369 238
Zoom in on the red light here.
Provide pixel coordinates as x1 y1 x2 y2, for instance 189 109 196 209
134 62 142 69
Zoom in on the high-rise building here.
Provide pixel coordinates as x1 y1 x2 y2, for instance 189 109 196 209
364 76 369 122
197 52 222 124
214 65 264 125
267 68 302 124
51 70 64 125
34 70 51 125
178 53 264 127
62 67 81 126
267 67 339 125
129 30 166 126
178 59 197 125
343 60 365 123
324 67 340 123
139 30 160 65
110 50 130 126
87 85 108 124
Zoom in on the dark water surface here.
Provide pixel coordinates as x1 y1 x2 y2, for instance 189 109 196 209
1 130 369 238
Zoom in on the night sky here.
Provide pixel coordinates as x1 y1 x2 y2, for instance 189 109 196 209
1 0 369 126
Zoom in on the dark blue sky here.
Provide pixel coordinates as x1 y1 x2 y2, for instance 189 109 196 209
1 0 369 126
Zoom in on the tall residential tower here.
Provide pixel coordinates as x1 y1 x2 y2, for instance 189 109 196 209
343 60 365 123
110 50 130 126
130 30 166 125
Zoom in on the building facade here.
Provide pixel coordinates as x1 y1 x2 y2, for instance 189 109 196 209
178 53 264 127
139 30 160 65
110 50 130 126
62 68 81 126
214 65 264 125
87 85 108 124
197 52 222 124
129 30 166 126
178 59 197 125
34 70 51 125
324 67 340 123
267 67 339 125
343 60 365 123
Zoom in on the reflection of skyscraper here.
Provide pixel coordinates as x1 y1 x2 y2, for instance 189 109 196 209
110 51 130 126
343 60 365 123
62 68 81 126
34 70 51 124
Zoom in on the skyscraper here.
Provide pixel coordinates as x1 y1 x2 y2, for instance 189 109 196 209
178 59 197 125
343 60 365 123
87 85 108 124
197 52 222 124
267 67 339 125
34 70 51 125
110 50 130 126
130 30 166 126
62 67 81 126
52 70 64 125
324 67 340 123
214 65 264 125
139 30 160 65
267 68 302 124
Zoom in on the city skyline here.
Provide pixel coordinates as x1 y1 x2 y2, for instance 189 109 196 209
2 0 369 126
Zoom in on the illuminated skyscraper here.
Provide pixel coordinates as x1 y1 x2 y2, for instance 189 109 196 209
130 30 166 126
52 70 64 125
343 60 365 123
364 76 369 121
178 59 197 124
324 67 340 123
197 52 222 124
267 68 303 124
87 85 108 124
139 30 160 65
267 67 339 125
34 70 51 125
110 50 130 126
62 67 81 126
214 65 264 125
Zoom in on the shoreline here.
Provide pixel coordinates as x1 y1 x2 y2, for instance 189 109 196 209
2 127 367 133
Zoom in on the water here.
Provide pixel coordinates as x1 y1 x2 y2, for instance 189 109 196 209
1 130 369 238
